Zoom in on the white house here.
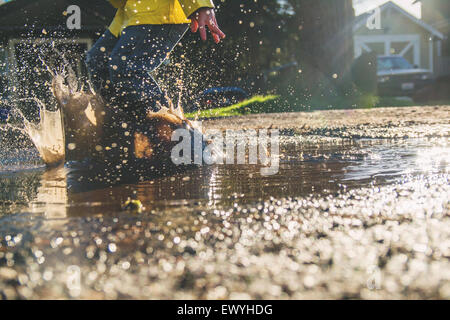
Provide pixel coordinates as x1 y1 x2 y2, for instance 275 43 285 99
353 1 444 73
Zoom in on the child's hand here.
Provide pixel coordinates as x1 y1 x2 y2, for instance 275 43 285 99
189 8 226 44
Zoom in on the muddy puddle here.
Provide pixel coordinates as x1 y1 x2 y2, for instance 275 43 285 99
0 122 449 299
0 135 447 217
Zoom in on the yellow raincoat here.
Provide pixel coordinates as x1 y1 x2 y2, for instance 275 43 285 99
108 0 215 37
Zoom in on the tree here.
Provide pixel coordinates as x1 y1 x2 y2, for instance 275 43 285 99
285 0 355 94
156 0 356 104
157 0 292 97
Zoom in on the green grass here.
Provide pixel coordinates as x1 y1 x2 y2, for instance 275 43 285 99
185 95 279 118
186 94 450 120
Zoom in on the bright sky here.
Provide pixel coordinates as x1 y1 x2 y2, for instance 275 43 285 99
353 0 422 18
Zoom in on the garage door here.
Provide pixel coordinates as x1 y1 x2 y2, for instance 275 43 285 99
354 34 421 67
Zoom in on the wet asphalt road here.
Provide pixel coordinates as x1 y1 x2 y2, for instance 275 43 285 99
0 106 449 299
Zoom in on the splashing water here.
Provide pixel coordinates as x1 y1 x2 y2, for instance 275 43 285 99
1 67 193 168
0 39 199 169
2 98 65 166
1 52 71 167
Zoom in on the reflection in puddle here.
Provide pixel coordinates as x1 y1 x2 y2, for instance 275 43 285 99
1 136 447 218
343 138 448 181
412 144 449 175
30 166 68 219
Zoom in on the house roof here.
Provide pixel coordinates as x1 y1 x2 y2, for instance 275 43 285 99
413 0 449 31
354 1 444 39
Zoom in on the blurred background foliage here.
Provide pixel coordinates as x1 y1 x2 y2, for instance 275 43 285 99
156 0 372 112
